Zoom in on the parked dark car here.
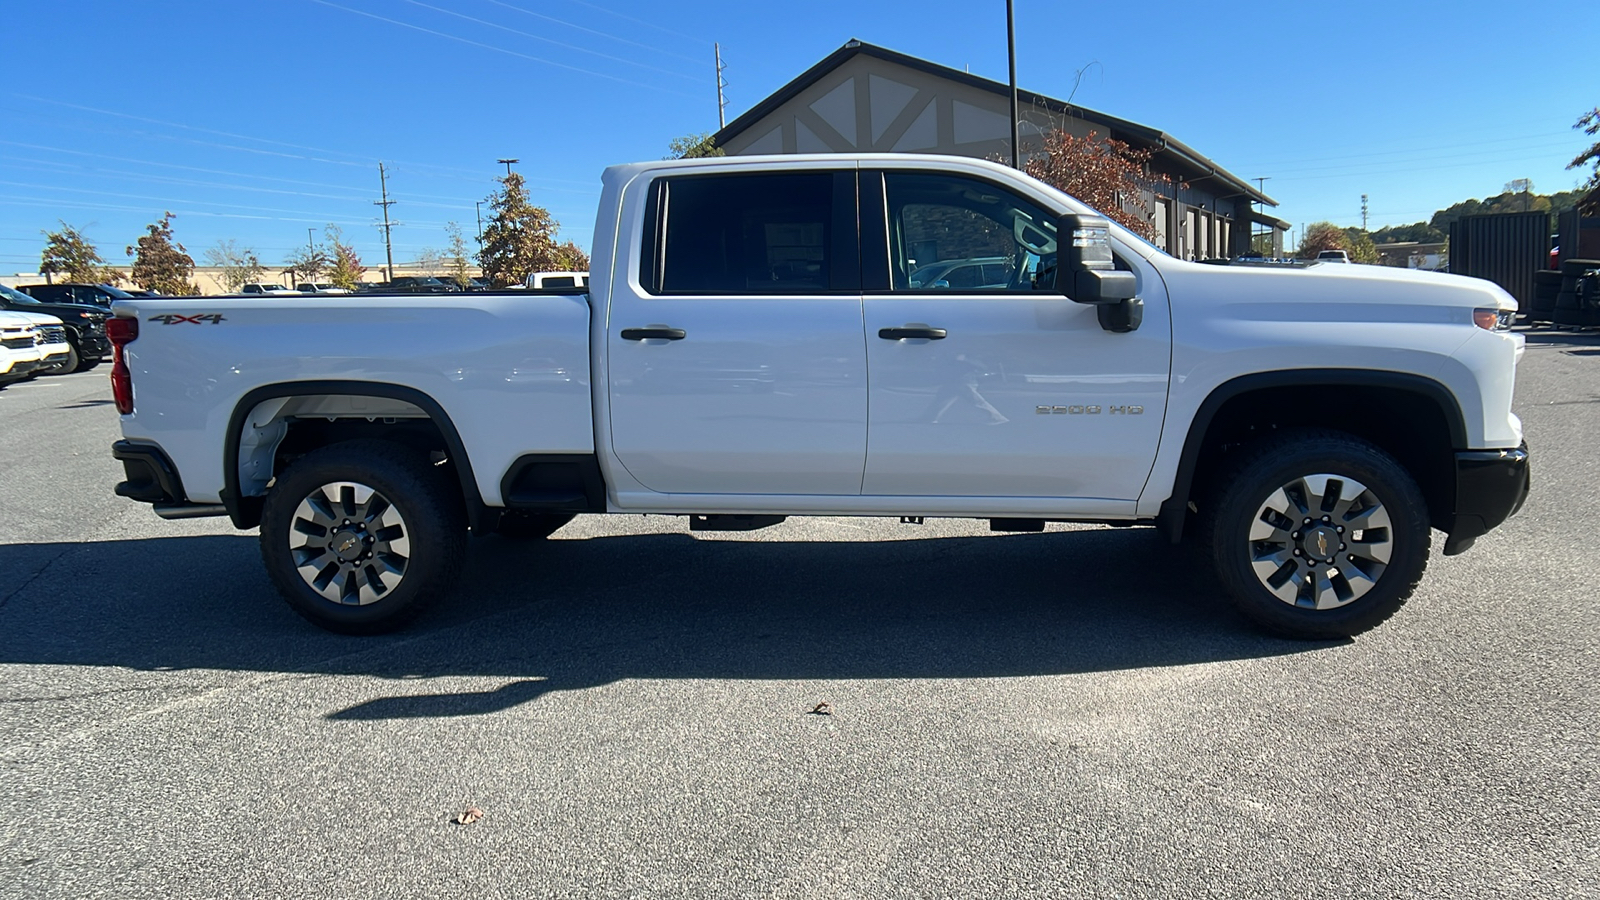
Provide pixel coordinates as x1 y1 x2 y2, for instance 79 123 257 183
17 282 134 309
366 276 457 294
0 283 110 372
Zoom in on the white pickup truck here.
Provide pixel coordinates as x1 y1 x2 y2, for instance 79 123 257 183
107 154 1529 639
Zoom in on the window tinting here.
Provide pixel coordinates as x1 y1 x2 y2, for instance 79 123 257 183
884 172 1058 293
653 172 835 294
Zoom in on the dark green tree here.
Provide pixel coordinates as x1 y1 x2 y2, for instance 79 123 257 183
666 132 724 159
479 171 562 288
127 212 198 295
1569 107 1600 191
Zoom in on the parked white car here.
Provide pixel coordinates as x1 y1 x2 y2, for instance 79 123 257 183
0 312 48 381
240 283 299 295
526 271 588 290
295 283 352 295
1316 250 1352 264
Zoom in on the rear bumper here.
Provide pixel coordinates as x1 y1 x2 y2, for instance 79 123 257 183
1442 443 1530 555
112 440 228 519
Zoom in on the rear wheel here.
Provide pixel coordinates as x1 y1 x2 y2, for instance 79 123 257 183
259 440 466 634
1202 430 1430 639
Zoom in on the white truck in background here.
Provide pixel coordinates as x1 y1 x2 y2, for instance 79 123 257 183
0 311 71 384
106 153 1529 639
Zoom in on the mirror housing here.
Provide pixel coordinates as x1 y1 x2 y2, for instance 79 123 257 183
1054 214 1141 333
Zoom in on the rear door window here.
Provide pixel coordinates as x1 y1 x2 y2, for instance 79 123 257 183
641 171 858 295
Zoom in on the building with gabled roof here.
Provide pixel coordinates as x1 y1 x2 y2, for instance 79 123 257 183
713 39 1288 259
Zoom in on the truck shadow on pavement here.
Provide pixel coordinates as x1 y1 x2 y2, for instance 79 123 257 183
0 527 1331 719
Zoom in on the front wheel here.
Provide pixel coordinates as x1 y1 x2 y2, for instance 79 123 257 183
1202 430 1431 639
259 440 467 634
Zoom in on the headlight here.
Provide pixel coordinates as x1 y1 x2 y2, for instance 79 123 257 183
1473 308 1514 331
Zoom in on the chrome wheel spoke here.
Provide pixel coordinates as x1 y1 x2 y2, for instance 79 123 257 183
1248 472 1390 611
287 480 410 607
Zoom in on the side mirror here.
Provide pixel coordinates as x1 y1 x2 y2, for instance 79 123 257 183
1054 214 1142 333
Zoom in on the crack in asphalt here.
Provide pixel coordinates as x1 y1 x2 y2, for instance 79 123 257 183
0 546 74 613
0 686 169 704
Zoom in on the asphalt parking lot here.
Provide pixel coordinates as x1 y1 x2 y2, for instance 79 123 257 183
2 332 1597 899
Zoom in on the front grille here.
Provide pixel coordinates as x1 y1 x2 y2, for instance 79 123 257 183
2 334 35 350
37 325 67 344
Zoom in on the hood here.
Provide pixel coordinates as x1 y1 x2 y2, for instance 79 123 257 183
0 310 65 328
1157 259 1517 321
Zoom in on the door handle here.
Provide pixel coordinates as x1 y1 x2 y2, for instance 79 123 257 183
620 327 687 341
878 325 947 341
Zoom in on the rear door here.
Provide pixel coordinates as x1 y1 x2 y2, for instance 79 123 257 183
605 168 868 496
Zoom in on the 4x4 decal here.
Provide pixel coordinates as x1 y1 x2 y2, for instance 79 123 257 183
148 314 225 325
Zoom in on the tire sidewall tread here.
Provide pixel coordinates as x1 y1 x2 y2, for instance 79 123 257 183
259 439 466 634
1200 428 1431 640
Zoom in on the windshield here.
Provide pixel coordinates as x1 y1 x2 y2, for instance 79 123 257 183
102 284 134 299
0 284 42 304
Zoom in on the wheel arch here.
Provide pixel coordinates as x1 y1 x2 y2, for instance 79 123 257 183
1157 369 1468 543
222 380 490 533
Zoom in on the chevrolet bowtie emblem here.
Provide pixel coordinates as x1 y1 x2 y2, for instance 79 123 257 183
1317 532 1328 557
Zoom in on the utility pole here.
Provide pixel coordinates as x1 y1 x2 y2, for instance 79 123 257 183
497 158 519 179
374 162 397 282
475 201 484 247
1005 0 1020 169
715 43 728 130
1361 194 1369 231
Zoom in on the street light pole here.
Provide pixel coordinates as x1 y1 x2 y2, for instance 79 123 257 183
1006 0 1020 170
497 158 519 179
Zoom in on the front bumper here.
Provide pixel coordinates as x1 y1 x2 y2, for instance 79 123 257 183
79 334 111 357
0 358 47 380
1442 443 1530 555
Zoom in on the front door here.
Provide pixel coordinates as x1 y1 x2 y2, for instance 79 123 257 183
861 170 1171 503
607 169 868 496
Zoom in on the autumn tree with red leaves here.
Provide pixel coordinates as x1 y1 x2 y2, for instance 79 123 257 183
1023 129 1174 241
127 212 198 295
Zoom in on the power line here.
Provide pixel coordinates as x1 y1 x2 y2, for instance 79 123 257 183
1227 129 1579 170
306 0 699 98
564 0 703 43
398 0 705 81
481 0 704 65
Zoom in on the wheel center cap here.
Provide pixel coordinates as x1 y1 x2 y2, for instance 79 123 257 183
332 531 364 561
1303 526 1338 562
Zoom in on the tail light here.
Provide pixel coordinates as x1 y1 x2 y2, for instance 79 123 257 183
108 316 138 414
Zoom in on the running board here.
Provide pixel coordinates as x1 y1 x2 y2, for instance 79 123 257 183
690 514 787 532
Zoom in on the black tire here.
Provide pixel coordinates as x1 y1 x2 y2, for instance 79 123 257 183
73 355 101 373
1201 429 1430 639
259 439 467 634
495 511 575 540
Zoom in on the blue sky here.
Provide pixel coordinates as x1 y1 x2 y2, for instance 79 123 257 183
3 0 1595 275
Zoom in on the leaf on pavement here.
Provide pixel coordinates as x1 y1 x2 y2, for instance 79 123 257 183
453 806 484 825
